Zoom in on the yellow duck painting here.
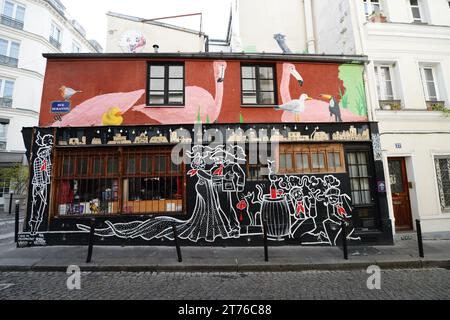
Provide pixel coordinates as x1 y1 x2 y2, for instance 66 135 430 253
102 107 124 126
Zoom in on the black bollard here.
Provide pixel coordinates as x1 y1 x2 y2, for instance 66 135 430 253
8 193 13 215
416 219 424 258
86 218 96 263
14 201 19 244
341 221 348 260
171 222 182 263
263 219 269 262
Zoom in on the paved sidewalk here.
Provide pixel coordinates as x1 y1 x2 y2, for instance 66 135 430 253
0 235 449 272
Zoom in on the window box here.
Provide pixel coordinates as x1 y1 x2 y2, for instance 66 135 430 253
379 100 402 110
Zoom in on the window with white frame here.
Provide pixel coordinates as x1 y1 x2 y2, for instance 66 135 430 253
0 37 20 59
363 0 381 18
2 0 25 22
72 41 81 53
410 0 425 23
419 66 439 102
50 23 62 42
435 156 450 212
374 64 396 100
0 119 8 150
0 78 14 107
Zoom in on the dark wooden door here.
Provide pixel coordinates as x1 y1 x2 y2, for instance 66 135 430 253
388 158 413 231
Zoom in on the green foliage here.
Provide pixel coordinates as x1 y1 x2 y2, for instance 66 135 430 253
239 112 245 124
0 164 29 196
338 65 368 116
339 88 349 109
430 103 450 117
197 107 201 124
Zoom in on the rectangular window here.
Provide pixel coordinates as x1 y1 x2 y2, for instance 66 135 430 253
0 37 20 64
363 0 381 17
410 0 423 23
148 63 185 106
0 120 8 150
419 66 439 102
278 144 345 174
72 42 80 53
374 65 395 100
435 157 450 212
0 79 14 108
54 147 185 216
241 65 277 106
50 23 61 42
347 151 373 205
2 1 25 22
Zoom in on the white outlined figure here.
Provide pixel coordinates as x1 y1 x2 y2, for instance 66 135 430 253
29 132 53 235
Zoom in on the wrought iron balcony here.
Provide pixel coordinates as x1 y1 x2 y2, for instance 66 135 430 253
49 36 61 49
0 54 18 68
0 97 13 108
0 15 24 30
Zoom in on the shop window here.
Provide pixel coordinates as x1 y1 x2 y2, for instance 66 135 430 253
347 151 373 205
278 144 345 174
54 148 185 217
147 63 185 106
241 64 277 106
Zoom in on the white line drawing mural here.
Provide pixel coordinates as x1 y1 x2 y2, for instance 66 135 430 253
29 132 54 235
77 144 360 245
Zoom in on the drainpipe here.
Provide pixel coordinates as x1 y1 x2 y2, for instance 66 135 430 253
303 0 316 54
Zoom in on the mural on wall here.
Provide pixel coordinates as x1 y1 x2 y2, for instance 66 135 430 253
76 144 359 246
29 132 54 235
119 30 147 53
59 86 82 101
132 61 227 124
278 63 367 123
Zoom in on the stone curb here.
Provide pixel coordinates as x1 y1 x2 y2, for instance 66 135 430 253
0 259 448 273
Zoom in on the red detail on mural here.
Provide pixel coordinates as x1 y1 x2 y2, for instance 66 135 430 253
236 200 247 211
239 214 244 222
337 205 348 218
213 165 224 176
40 160 47 172
296 202 305 216
187 169 198 177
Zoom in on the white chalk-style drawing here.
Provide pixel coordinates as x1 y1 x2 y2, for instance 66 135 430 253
29 131 54 235
77 144 359 246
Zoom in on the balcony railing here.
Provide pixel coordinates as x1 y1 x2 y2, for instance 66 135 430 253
379 100 402 110
0 15 24 30
49 36 61 49
0 54 18 68
0 97 13 108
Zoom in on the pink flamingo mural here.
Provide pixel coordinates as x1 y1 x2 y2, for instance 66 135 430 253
51 89 145 127
132 61 227 124
279 63 366 123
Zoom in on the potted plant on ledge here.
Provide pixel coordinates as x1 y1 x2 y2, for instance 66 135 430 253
368 10 388 23
0 164 29 214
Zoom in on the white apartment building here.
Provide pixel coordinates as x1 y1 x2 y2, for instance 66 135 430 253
0 0 102 206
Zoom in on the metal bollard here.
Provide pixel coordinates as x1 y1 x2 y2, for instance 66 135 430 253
14 200 20 244
171 222 182 263
8 192 14 215
341 221 348 260
86 218 96 263
263 219 269 262
416 219 424 258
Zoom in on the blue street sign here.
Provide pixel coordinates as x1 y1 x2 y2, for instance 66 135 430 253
51 101 70 113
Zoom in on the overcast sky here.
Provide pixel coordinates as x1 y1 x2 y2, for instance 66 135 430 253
63 0 232 49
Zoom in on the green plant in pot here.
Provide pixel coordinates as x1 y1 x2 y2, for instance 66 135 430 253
0 164 29 213
429 103 450 117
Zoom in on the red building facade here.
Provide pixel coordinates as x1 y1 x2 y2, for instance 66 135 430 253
20 53 393 246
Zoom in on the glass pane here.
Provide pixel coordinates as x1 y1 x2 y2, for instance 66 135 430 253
259 67 273 79
243 92 257 104
0 39 8 56
169 79 183 91
328 153 335 168
168 91 183 104
296 153 308 170
9 42 20 59
318 153 325 168
388 160 404 193
141 157 152 173
126 157 136 174
93 158 104 175
150 78 164 91
359 164 368 177
242 66 256 78
242 79 256 91
351 179 360 191
260 79 274 91
426 82 437 99
424 68 434 82
410 0 418 5
334 153 341 168
259 91 275 104
279 154 286 169
107 158 118 174
3 1 14 17
169 66 183 78
149 91 164 104
357 152 367 164
412 7 421 19
349 165 358 177
286 154 293 170
3 81 14 98
15 5 25 22
155 156 166 172
150 66 164 77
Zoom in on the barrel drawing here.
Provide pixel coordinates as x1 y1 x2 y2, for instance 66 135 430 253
261 194 291 239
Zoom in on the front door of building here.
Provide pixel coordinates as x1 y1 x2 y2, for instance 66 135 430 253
388 158 413 231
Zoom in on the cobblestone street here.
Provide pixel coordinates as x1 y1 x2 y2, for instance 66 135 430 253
0 268 449 300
